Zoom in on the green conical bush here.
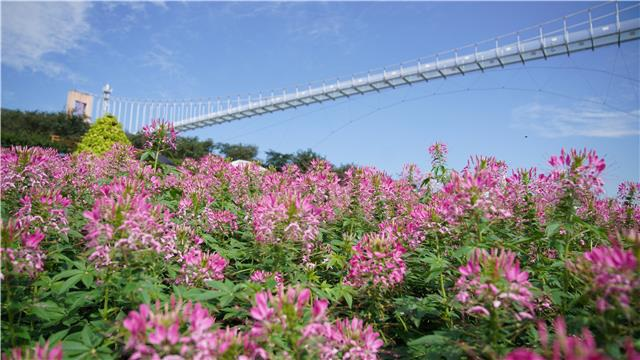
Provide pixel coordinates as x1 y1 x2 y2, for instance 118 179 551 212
75 114 131 155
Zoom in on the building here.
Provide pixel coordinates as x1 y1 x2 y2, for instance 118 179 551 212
66 90 93 121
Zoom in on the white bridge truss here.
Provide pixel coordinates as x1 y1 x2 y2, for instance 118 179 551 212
88 1 640 133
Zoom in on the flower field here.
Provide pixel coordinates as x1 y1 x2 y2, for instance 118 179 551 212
1 124 639 359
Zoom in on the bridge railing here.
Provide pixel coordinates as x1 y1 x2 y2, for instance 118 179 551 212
89 1 639 132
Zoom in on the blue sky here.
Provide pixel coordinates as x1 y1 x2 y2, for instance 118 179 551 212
2 1 638 194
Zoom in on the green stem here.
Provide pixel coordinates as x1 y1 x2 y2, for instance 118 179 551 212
102 277 110 321
153 148 160 171
3 273 17 347
489 310 499 348
439 272 453 328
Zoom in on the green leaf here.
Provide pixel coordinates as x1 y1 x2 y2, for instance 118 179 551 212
81 325 101 347
48 329 69 345
545 222 561 237
62 340 90 356
57 273 84 294
31 301 65 322
343 291 353 308
81 273 94 288
408 334 450 346
53 269 83 281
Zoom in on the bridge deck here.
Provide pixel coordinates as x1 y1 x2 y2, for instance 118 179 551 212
91 2 640 133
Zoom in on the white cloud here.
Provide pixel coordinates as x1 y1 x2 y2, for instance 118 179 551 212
141 44 183 75
1 2 92 80
512 102 640 138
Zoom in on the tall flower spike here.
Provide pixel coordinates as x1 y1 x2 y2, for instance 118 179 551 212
142 119 178 151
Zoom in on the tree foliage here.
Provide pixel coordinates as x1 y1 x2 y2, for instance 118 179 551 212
264 148 325 172
214 142 258 161
264 150 294 170
0 108 89 153
75 114 131 155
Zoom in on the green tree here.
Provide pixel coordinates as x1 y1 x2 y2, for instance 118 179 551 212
214 142 258 161
264 149 325 172
0 108 89 153
264 150 294 170
173 136 214 162
76 114 131 155
291 148 325 172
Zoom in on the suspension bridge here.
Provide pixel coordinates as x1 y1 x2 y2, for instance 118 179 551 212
85 1 640 133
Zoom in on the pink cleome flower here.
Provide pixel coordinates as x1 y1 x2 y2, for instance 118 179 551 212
15 190 71 235
505 318 609 360
428 142 448 160
2 341 63 360
123 296 264 359
176 247 228 286
142 119 178 151
82 178 177 268
249 270 284 287
252 191 322 266
569 246 639 313
1 220 46 279
249 286 384 359
455 249 535 321
202 208 238 236
345 230 406 289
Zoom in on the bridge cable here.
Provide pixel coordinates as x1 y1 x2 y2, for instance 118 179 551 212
486 65 639 83
602 46 621 105
221 98 354 142
618 46 640 99
312 85 638 148
568 56 599 97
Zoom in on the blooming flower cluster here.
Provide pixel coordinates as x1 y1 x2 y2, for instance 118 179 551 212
282 160 350 222
123 296 264 359
1 220 46 279
617 182 640 227
252 192 321 245
342 167 417 224
123 288 382 360
0 146 67 197
252 191 323 265
317 318 385 360
15 190 71 235
428 141 448 167
505 318 609 360
568 246 639 313
249 270 284 287
548 148 606 195
83 178 177 268
2 341 63 360
346 230 406 289
176 247 228 286
3 141 640 358
455 249 535 321
202 207 238 236
249 287 383 359
438 156 511 224
142 119 178 151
